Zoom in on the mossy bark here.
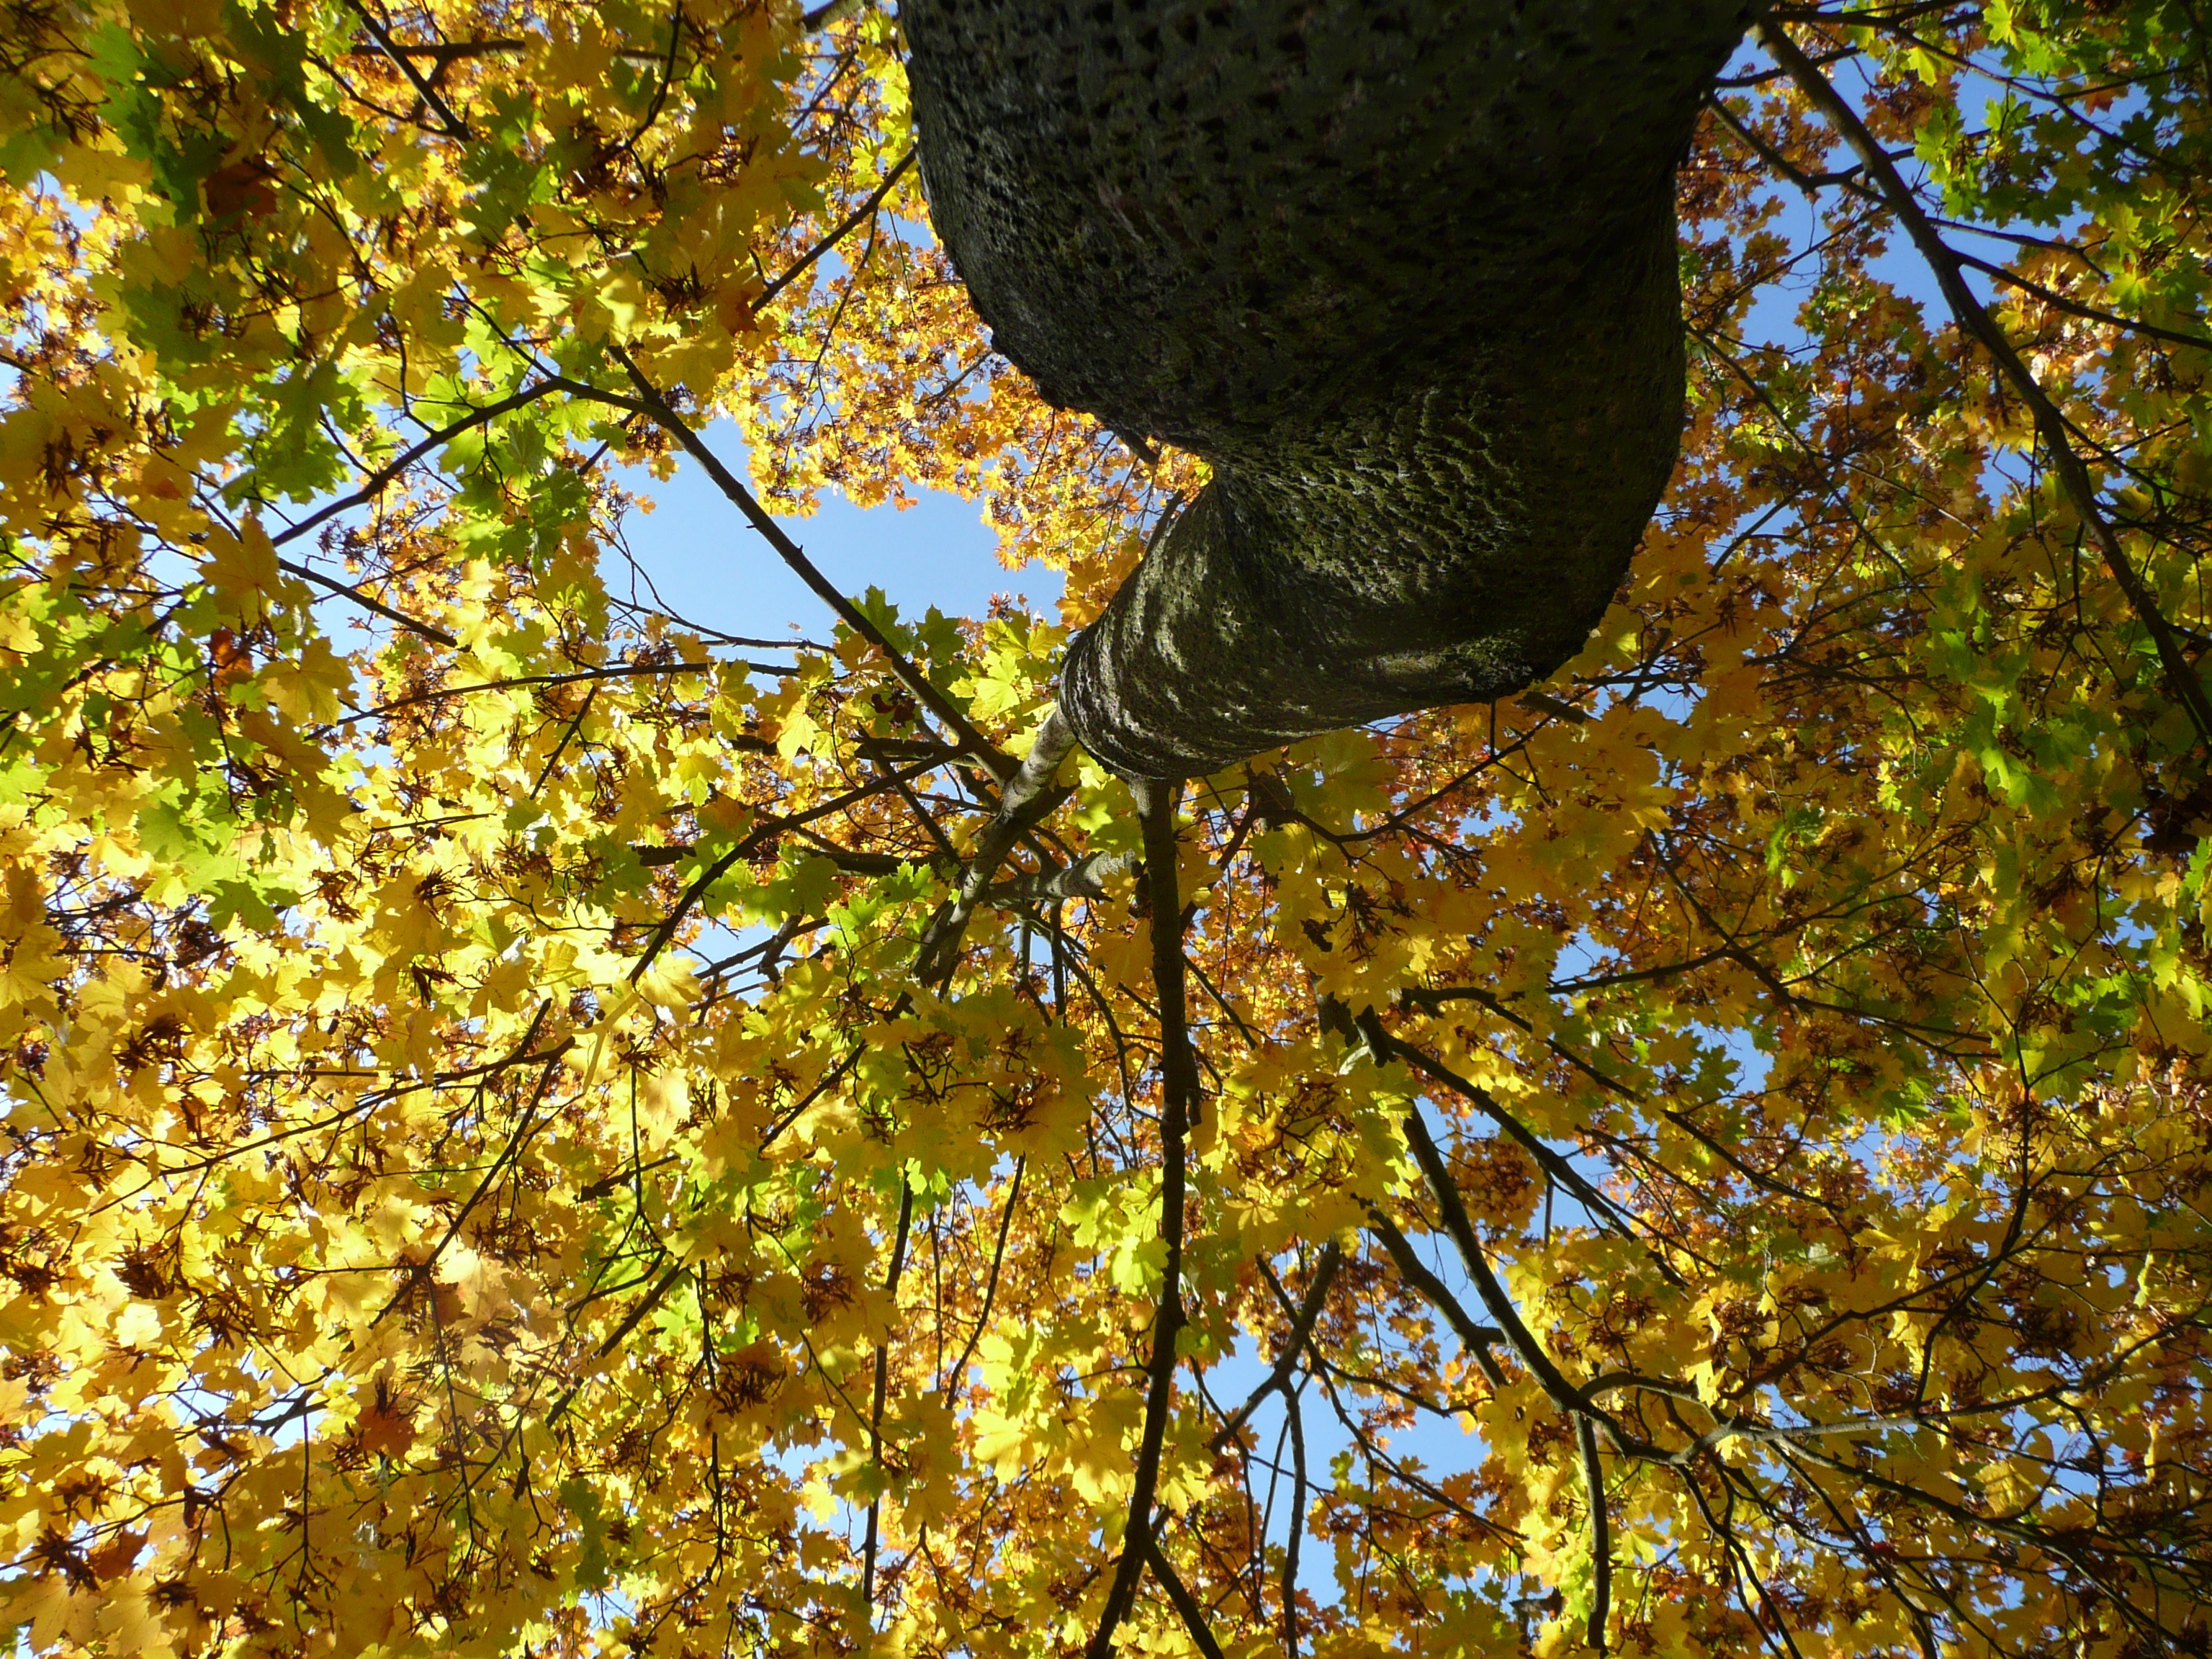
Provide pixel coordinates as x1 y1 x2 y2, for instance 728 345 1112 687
904 1 1748 777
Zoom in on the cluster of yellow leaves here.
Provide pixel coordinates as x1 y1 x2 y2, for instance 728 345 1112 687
3 4 2212 1659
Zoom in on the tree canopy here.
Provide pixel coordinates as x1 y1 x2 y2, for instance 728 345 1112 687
4 4 2212 1658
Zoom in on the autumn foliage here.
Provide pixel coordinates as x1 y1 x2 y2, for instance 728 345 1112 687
4 3 2212 1658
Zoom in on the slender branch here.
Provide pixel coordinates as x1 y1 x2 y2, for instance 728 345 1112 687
572 358 1017 779
344 35 524 60
1084 778 1195 1659
627 760 935 981
1354 1012 1635 1242
1707 92 1878 201
1950 245 2212 353
577 1152 678 1203
276 556 458 647
871 742 966 869
271 382 568 549
1397 1108 1613 1431
943 1157 1026 1388
1758 17 2212 747
1514 689 1592 726
1210 1245 1343 1451
759 150 917 308
346 0 474 138
862 1180 916 1606
333 658 788 727
546 1264 686 1425
759 1038 871 1151
1143 1532 1229 1659
1579 1413 1613 1653
529 687 597 799
914 707 1079 982
1281 1376 1307 1659
1398 984 1827 1205
1362 1212 1506 1389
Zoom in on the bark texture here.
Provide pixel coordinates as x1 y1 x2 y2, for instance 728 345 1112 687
902 1 1749 777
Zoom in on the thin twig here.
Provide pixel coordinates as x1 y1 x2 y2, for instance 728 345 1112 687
626 758 935 982
372 1004 558 1325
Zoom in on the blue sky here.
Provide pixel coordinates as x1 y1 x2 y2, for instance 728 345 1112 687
606 418 1064 644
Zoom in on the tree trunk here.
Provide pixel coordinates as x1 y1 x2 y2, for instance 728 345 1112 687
904 1 1749 778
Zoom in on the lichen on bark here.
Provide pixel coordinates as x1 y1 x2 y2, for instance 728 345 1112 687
904 0 1750 778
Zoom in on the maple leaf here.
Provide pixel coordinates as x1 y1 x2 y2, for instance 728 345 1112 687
354 1403 415 1463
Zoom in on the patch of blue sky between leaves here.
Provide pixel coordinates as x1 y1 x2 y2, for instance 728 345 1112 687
605 418 1063 649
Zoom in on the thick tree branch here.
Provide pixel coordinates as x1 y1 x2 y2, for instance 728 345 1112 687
983 846 1138 904
906 1 1749 775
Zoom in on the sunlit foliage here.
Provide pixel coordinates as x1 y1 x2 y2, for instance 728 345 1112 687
3 4 2211 1657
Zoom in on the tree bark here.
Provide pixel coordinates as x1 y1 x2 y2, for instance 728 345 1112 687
903 1 1749 778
